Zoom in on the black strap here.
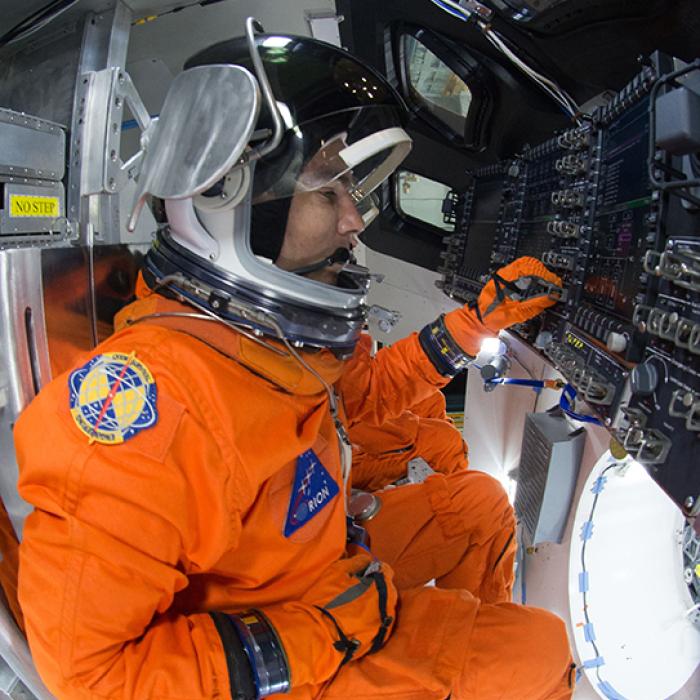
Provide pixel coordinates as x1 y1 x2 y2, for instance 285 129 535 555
314 605 360 667
471 271 523 323
314 565 393 669
492 272 521 298
468 297 483 324
366 570 393 654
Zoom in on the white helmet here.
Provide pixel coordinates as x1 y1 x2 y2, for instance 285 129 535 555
130 25 412 352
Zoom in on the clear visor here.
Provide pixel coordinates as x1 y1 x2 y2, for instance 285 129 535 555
295 128 412 205
252 106 412 212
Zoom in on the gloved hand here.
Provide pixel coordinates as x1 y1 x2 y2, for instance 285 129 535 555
262 553 397 688
450 256 562 343
419 257 562 375
304 553 396 658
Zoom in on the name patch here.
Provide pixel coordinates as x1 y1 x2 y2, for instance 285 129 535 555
284 449 339 537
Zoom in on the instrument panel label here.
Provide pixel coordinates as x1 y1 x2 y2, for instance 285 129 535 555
9 194 60 218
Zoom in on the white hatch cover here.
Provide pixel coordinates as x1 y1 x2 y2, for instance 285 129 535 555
568 452 700 700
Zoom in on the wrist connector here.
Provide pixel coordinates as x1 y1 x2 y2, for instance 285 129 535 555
418 314 472 377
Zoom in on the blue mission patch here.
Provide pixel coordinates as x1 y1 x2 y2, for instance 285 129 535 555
68 352 157 445
284 449 339 537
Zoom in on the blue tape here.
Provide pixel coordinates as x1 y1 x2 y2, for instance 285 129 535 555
583 656 605 669
578 571 589 593
598 680 628 700
581 520 594 540
583 622 596 642
576 667 583 684
591 476 608 494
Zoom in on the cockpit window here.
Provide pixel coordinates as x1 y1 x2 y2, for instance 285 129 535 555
403 35 472 137
395 170 455 232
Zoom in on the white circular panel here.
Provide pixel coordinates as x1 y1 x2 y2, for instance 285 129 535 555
568 452 700 700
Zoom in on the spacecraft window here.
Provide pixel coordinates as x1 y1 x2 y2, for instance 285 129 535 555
394 25 492 151
402 34 472 137
395 170 456 233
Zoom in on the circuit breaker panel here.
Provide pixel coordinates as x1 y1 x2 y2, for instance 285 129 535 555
439 54 700 516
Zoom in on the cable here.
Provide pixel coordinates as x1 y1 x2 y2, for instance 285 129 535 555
148 272 353 492
133 0 228 26
429 0 470 22
559 384 604 425
426 0 584 123
486 377 563 389
0 0 80 48
483 376 604 425
577 460 627 694
480 25 580 119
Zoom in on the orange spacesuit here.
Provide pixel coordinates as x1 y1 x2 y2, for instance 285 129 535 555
16 27 574 699
16 289 574 700
347 336 468 492
0 502 23 631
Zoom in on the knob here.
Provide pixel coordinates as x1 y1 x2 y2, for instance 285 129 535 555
606 332 627 353
630 364 658 396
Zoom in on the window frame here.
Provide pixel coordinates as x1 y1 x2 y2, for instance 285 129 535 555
392 168 459 236
394 24 493 151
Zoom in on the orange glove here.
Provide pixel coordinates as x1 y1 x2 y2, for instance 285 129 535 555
445 256 562 356
263 553 397 687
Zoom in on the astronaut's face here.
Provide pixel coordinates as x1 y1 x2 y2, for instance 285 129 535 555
275 172 364 285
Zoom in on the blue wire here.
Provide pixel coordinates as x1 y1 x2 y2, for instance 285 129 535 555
559 385 604 425
486 377 547 388
429 0 470 22
484 378 605 425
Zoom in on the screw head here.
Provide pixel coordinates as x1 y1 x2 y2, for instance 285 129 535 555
684 496 695 510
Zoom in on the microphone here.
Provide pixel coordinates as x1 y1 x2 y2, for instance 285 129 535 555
290 248 352 275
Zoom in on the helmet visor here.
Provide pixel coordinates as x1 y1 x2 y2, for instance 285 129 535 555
252 106 411 208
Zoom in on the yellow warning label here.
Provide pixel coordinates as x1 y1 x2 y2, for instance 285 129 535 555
9 194 60 218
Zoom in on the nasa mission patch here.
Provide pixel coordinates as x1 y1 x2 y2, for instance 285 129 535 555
284 449 340 537
68 352 158 445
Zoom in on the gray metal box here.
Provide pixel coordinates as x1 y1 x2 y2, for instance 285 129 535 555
0 109 67 241
515 410 585 546
1 181 65 238
0 108 65 181
655 86 700 155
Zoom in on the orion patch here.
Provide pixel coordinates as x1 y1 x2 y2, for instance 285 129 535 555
68 352 157 445
284 449 339 537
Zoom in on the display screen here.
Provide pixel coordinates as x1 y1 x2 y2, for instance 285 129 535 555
585 98 652 319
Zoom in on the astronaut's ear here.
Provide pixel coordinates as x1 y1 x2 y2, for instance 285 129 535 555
128 64 260 232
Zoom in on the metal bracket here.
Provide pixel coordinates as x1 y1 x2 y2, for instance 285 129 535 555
80 67 152 197
368 304 400 333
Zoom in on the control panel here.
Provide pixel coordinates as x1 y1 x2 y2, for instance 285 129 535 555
438 53 700 516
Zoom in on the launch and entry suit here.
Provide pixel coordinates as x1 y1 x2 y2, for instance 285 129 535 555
16 27 574 700
347 336 469 492
16 287 575 700
345 335 513 599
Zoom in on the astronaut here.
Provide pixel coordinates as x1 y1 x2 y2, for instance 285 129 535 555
15 32 574 700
